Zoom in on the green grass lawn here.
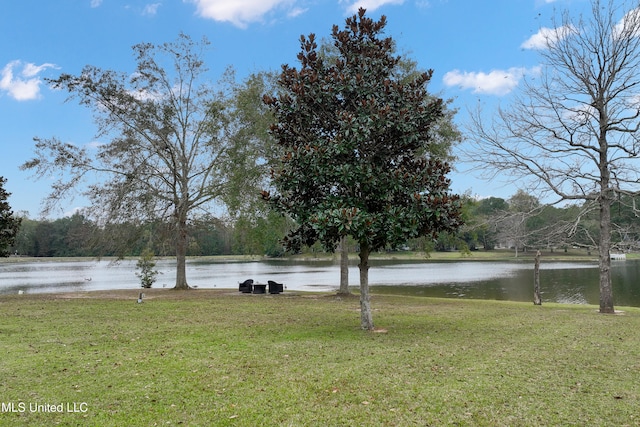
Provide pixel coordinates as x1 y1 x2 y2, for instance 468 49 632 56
1 289 639 426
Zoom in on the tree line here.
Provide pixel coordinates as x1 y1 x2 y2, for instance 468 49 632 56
11 189 640 258
9 210 290 258
460 191 640 255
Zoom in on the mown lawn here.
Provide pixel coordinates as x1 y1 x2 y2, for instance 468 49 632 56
1 289 639 426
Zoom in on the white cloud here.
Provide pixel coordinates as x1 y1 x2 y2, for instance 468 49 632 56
443 67 540 96
85 141 106 150
187 0 293 28
562 103 596 124
288 7 307 18
521 25 577 50
342 0 405 14
143 3 161 16
0 60 57 101
614 8 640 39
90 0 103 7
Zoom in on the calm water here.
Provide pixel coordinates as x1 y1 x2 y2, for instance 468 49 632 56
1 258 639 307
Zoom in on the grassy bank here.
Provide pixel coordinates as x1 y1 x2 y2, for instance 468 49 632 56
1 290 639 426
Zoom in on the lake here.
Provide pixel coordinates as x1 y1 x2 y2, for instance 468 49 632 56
1 257 640 307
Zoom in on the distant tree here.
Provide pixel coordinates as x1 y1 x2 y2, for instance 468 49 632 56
12 215 37 256
21 34 262 289
526 203 583 252
263 9 462 330
0 177 21 257
503 190 541 256
187 215 228 256
467 0 640 313
462 197 508 251
610 195 640 252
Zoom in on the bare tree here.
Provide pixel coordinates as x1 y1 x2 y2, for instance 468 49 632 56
21 34 260 289
466 0 640 313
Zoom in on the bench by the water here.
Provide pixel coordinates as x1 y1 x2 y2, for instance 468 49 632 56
267 280 284 294
238 279 284 294
239 279 254 293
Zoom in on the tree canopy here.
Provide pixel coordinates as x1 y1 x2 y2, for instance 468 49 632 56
21 34 264 289
263 9 462 329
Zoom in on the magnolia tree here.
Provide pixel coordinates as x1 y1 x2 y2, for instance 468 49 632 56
263 9 462 330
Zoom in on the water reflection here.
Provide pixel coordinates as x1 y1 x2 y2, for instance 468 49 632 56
2 257 640 307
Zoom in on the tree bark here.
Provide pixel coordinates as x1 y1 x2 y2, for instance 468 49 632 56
533 250 542 305
597 126 614 313
338 236 350 295
174 212 190 290
358 243 374 331
598 188 614 313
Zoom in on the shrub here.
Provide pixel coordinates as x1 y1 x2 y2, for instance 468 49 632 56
135 249 159 288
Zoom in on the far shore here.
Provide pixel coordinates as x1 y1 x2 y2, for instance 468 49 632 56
1 248 631 264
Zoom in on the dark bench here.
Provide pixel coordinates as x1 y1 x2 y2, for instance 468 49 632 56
239 279 253 293
253 284 267 294
268 280 284 294
239 279 284 295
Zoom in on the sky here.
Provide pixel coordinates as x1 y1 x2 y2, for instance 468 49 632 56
0 0 598 218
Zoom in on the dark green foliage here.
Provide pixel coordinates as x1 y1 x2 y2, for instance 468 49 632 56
231 210 291 256
263 9 462 329
0 177 21 257
12 215 225 257
263 9 462 255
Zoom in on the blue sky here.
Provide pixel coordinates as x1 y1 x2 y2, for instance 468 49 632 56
1 0 593 218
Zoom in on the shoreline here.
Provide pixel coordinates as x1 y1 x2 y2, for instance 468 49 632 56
0 248 616 264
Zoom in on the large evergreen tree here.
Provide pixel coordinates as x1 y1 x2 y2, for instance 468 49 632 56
0 177 21 257
263 9 462 330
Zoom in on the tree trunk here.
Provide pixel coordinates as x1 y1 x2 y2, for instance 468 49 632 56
358 243 374 331
174 213 190 290
597 132 614 313
533 250 542 305
598 190 614 313
338 236 350 295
